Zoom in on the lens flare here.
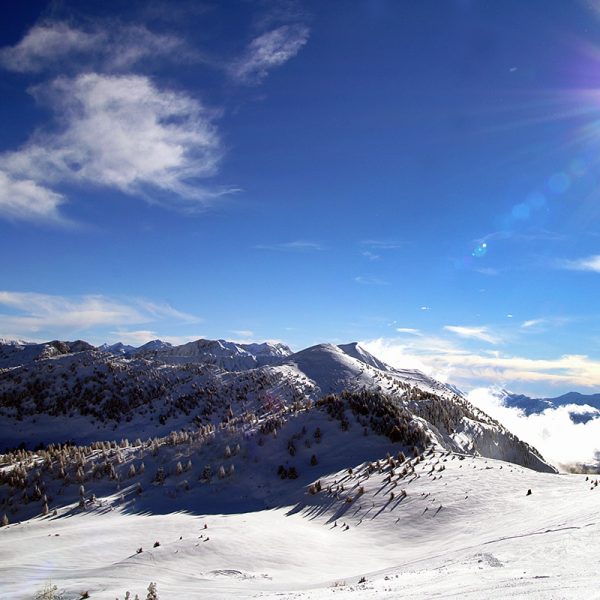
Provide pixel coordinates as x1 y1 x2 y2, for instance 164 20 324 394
472 242 488 258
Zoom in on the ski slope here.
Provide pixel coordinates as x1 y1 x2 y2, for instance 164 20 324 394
1 452 597 599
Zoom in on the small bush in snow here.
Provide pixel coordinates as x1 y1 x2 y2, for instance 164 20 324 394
34 582 62 600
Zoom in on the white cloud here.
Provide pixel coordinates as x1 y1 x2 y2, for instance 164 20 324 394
0 171 66 223
0 22 103 72
420 306 431 311
230 25 309 84
0 73 228 221
134 299 201 324
0 21 187 73
521 318 545 329
230 329 254 338
354 276 389 285
361 336 600 391
395 328 422 336
361 240 405 250
444 325 500 344
559 255 600 273
254 241 322 251
362 250 381 261
0 291 200 341
468 387 600 470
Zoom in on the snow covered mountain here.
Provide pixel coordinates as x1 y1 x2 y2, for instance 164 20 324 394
0 338 553 474
0 339 94 369
98 339 173 356
141 337 292 369
2 336 593 600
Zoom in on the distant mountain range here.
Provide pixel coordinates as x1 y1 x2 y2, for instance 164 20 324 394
492 388 600 424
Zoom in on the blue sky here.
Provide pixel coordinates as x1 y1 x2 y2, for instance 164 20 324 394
0 0 599 395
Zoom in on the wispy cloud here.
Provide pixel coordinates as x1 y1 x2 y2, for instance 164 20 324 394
559 255 600 273
135 299 201 324
477 229 565 245
0 171 67 224
474 267 500 276
396 328 422 336
0 21 189 73
230 329 254 338
0 73 229 222
0 291 200 342
254 240 322 251
354 276 389 285
229 24 309 84
361 240 405 250
521 316 573 331
444 325 500 344
521 318 545 329
362 250 381 261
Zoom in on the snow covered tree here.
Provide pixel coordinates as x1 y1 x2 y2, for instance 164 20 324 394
1 513 8 527
146 582 159 600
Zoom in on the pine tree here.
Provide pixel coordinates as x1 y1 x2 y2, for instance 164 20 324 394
200 465 212 481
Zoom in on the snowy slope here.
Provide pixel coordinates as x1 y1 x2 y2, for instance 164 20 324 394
0 447 595 599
